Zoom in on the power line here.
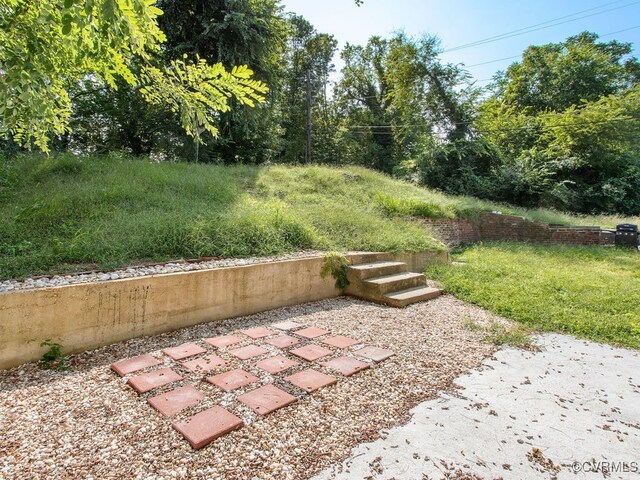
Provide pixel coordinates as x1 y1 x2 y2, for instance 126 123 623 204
442 1 640 53
464 25 640 69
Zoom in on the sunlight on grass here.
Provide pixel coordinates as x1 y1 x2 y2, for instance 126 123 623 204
429 243 640 348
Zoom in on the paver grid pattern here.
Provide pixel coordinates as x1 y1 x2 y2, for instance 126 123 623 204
111 321 394 450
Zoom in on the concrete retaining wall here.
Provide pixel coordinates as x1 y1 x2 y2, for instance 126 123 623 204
423 212 615 247
0 251 446 369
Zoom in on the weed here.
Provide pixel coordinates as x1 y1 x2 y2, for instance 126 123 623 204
39 340 68 371
321 253 350 289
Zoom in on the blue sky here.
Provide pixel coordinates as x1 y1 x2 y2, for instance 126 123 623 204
280 0 640 85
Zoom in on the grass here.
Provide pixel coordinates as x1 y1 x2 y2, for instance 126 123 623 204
0 153 446 280
428 243 640 348
1 153 637 281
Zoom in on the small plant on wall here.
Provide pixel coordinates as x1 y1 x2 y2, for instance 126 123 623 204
321 253 350 289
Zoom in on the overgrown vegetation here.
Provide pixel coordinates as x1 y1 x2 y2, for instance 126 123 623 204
0 154 448 280
429 243 640 349
320 253 350 289
1 1 638 217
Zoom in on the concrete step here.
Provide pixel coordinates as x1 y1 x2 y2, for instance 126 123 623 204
348 261 407 280
364 272 426 295
383 286 443 307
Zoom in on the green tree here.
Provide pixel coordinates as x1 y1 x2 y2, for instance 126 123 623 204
334 34 478 173
279 15 338 163
498 32 640 113
475 33 640 213
0 0 267 152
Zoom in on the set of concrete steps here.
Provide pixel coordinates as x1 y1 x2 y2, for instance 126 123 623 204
345 260 443 307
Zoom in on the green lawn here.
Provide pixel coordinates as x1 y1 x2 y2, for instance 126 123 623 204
428 243 640 348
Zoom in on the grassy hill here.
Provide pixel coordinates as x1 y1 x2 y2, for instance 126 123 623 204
0 153 637 281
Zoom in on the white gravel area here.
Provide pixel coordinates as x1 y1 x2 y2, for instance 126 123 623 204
0 251 323 293
0 295 498 480
314 333 640 480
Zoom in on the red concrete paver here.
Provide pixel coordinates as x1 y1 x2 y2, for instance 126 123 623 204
271 320 304 331
255 355 300 374
206 369 260 392
111 354 161 376
162 342 207 360
240 326 274 339
322 335 359 349
289 344 333 362
265 335 300 349
182 354 226 373
127 368 183 394
228 344 269 360
172 406 243 449
321 356 370 376
237 385 297 415
147 385 205 417
294 326 330 339
284 369 337 393
355 346 395 362
205 335 243 349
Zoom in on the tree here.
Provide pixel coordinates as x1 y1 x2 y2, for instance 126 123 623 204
0 0 267 152
475 33 640 213
333 34 479 173
156 0 288 163
279 15 338 163
497 32 640 113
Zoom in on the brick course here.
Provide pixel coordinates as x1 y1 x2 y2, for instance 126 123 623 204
423 212 615 247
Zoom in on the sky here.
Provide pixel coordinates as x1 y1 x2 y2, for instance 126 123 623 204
279 0 640 86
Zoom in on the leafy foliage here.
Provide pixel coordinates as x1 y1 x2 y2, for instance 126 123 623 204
320 253 350 289
0 0 268 152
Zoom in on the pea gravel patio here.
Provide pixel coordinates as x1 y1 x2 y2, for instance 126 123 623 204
0 296 496 480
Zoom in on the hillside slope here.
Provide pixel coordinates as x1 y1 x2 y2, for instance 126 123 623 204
0 154 637 280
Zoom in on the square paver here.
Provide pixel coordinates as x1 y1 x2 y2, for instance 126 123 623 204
228 344 269 360
206 369 259 392
265 335 300 349
284 369 337 393
289 344 333 362
294 326 330 339
111 354 161 376
355 346 395 362
255 355 300 374
148 385 205 417
172 406 243 449
237 385 297 415
205 335 243 349
127 368 183 394
182 354 226 373
162 342 207 361
240 326 274 339
271 320 304 331
321 356 370 376
322 335 359 349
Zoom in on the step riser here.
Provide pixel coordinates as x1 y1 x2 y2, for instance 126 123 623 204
364 275 426 295
347 263 407 281
384 289 442 307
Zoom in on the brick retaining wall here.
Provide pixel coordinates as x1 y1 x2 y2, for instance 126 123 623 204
423 212 616 247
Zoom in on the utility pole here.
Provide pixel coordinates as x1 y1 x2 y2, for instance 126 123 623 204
305 70 312 164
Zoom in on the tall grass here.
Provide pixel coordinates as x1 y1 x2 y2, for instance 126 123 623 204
1 153 637 280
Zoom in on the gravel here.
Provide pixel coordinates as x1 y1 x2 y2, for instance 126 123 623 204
0 251 323 293
0 295 499 480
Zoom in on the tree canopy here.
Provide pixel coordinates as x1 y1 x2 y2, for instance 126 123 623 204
0 0 268 152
